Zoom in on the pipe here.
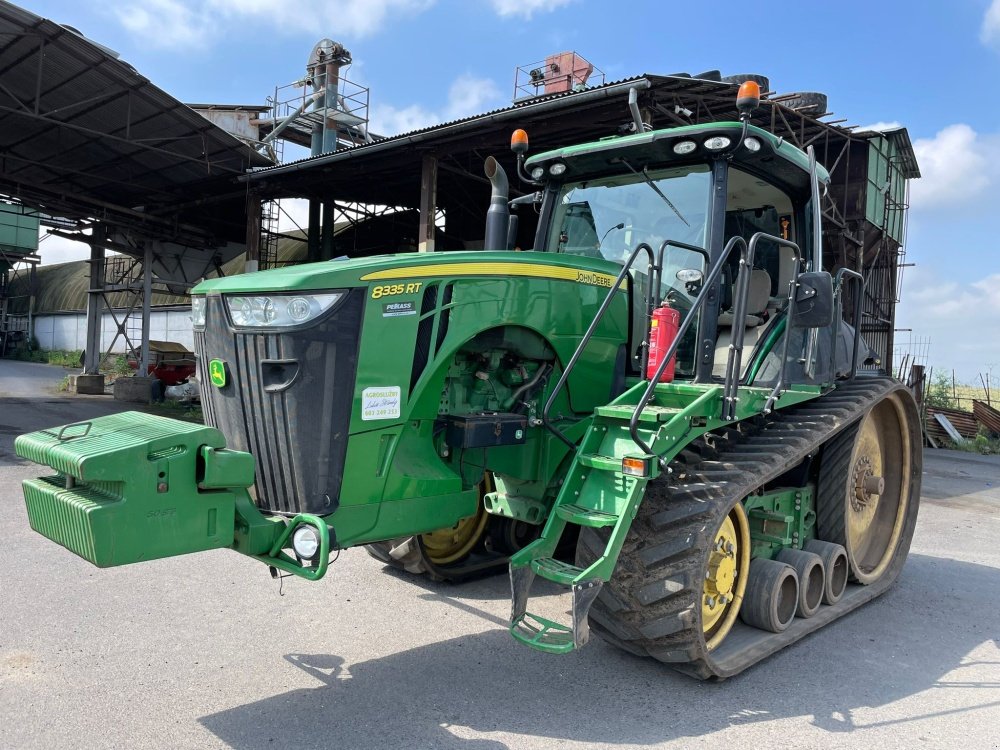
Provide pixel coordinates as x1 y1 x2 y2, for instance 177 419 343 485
628 87 645 134
807 145 822 272
509 363 551 413
245 78 653 181
483 156 510 251
261 89 325 146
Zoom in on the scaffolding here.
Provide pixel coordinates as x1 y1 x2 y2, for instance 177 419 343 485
250 39 377 271
513 52 604 101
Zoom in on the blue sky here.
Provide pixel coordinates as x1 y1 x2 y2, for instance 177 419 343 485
21 0 1000 382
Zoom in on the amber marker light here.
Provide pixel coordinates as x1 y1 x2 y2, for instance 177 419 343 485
622 456 650 477
736 80 760 117
511 128 529 155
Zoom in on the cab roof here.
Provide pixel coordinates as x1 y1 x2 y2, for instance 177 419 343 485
526 123 830 197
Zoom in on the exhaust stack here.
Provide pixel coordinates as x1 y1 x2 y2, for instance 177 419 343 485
484 156 510 250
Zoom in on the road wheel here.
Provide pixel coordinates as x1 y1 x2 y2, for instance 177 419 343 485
702 503 751 650
817 391 918 584
365 474 511 581
419 475 492 565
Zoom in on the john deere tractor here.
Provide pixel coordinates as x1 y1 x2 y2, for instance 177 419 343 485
16 81 921 679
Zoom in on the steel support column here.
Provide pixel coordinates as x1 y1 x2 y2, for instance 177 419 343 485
138 242 153 376
83 233 106 375
307 199 321 262
321 201 335 260
418 154 438 253
245 192 262 273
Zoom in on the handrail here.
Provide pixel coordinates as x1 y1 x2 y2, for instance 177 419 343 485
834 268 865 379
730 233 803 417
542 243 657 450
629 236 747 456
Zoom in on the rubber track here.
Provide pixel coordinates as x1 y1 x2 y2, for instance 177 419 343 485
577 375 922 680
365 537 509 583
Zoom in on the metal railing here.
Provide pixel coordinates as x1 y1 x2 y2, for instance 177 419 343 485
541 239 709 451
543 229 816 462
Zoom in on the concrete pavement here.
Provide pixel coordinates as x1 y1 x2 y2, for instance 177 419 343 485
0 365 997 750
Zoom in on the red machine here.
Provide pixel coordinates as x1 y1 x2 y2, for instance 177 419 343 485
126 340 196 386
646 305 679 382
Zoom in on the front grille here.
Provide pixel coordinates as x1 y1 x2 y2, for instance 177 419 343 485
195 290 363 515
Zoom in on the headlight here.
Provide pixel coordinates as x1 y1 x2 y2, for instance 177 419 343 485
549 162 567 176
191 296 207 327
672 140 697 155
743 137 762 153
292 525 320 559
703 136 732 151
530 166 545 180
225 292 343 328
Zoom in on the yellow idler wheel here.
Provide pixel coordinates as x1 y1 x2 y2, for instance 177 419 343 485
818 392 914 585
702 502 751 651
418 474 493 565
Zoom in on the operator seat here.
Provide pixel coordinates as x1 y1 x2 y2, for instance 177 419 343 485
713 268 772 378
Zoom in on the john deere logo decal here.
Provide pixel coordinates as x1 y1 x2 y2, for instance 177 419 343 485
209 359 227 388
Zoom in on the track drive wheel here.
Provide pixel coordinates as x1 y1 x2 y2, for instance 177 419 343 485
575 473 752 673
817 390 920 585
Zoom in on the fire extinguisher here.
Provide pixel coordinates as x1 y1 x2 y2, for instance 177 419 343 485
646 304 680 383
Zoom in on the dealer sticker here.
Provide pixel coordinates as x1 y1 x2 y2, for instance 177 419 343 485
382 301 416 317
361 386 401 421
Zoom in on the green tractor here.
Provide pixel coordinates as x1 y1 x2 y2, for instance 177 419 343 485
16 82 921 679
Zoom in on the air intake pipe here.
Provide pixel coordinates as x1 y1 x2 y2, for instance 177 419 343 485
484 156 510 250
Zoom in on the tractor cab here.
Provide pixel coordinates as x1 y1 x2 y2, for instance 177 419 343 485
520 118 832 387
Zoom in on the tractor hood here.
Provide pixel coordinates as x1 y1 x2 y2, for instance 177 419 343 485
192 250 624 295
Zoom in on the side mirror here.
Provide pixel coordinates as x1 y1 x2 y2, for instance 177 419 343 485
791 271 834 328
676 268 704 295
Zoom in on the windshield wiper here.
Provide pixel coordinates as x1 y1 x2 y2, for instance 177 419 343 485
618 158 690 227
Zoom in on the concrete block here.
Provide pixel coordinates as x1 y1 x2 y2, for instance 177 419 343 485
113 376 157 404
69 373 105 395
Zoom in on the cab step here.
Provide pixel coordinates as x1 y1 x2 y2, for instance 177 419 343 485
555 503 620 528
530 555 584 584
509 563 604 654
593 404 681 423
577 453 622 471
510 612 575 654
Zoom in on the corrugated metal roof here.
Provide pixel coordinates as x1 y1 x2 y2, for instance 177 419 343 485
5 236 313 314
0 2 270 246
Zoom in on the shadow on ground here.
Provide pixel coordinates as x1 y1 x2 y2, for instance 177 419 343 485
200 553 1000 749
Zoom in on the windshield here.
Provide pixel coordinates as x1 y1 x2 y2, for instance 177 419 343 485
548 164 712 379
547 164 711 265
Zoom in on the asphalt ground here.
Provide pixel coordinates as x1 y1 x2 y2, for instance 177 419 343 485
1 360 998 750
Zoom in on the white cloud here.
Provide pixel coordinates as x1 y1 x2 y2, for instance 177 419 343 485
895 267 1000 378
444 74 503 119
982 0 1000 48
908 124 998 210
490 0 575 18
37 233 91 266
110 0 434 50
369 74 502 137
369 103 438 138
115 0 208 50
855 121 902 134
275 199 309 234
